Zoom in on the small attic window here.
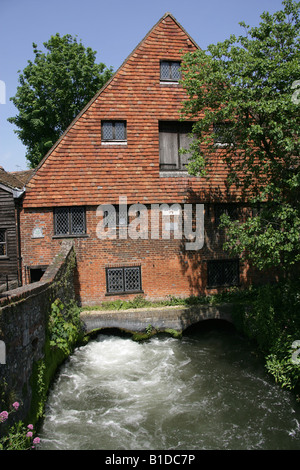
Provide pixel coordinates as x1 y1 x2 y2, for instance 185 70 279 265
101 121 127 143
160 61 181 82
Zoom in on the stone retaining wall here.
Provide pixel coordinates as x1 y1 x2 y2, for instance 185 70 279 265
0 240 75 424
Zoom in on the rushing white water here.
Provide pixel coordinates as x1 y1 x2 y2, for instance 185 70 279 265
39 323 300 450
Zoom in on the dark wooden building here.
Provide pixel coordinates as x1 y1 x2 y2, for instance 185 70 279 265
0 167 33 291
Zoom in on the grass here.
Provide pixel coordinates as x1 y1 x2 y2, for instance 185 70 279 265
81 287 257 312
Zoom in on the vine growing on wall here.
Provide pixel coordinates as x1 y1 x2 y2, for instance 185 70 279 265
48 299 84 356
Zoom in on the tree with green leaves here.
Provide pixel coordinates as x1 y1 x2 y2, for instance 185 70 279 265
180 0 300 271
9 33 113 168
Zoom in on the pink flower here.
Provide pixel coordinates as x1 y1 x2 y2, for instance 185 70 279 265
33 437 40 445
26 431 33 438
12 402 19 410
0 411 8 422
27 424 34 430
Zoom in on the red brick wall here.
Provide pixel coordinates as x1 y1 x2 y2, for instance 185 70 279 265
20 204 257 305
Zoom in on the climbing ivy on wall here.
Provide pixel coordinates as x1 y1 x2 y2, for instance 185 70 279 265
48 299 83 356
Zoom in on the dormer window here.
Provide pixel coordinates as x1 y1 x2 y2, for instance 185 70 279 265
101 121 127 143
160 61 181 82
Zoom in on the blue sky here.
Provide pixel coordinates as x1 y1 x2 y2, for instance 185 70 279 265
0 0 285 172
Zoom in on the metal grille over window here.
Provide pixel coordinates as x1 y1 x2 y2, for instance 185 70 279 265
124 267 141 292
207 260 239 287
213 123 234 146
54 207 85 236
171 62 181 81
55 208 70 235
107 267 124 293
106 266 142 294
160 61 181 81
71 207 85 234
115 122 126 140
102 121 113 140
0 230 6 256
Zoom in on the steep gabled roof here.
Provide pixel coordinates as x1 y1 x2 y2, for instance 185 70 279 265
34 13 200 172
23 13 235 207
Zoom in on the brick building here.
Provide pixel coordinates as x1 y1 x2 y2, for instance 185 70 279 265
20 13 262 306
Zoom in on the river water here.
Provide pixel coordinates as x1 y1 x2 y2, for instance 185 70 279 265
39 321 300 450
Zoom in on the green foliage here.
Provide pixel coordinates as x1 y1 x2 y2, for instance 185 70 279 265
0 421 38 450
48 299 84 355
83 290 257 312
0 402 40 450
234 280 300 391
8 33 113 167
181 0 300 270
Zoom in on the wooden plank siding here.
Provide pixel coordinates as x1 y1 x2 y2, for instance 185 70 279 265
0 187 19 284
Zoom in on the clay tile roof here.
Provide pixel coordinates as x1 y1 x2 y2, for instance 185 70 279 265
0 167 24 190
10 169 35 185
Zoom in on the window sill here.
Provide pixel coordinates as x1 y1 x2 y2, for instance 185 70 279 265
214 143 234 148
160 81 180 85
52 234 89 239
105 290 144 296
0 256 9 260
101 141 127 146
159 171 194 178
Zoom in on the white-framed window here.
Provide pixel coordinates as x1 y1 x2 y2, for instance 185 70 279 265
101 121 127 143
160 60 181 82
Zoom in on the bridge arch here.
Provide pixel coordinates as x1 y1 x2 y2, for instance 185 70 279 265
80 303 235 338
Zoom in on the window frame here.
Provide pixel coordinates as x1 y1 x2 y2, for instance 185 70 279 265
159 121 195 171
105 265 143 295
213 122 235 147
0 229 7 258
207 259 240 288
53 207 86 237
101 120 127 143
160 60 181 82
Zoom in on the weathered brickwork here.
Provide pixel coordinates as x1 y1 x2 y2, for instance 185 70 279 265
20 204 262 306
0 240 76 423
19 14 273 305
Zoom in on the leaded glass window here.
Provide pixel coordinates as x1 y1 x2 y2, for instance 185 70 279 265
160 61 181 81
213 122 235 146
106 266 142 294
0 230 7 257
207 259 239 287
102 121 126 141
54 207 86 236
